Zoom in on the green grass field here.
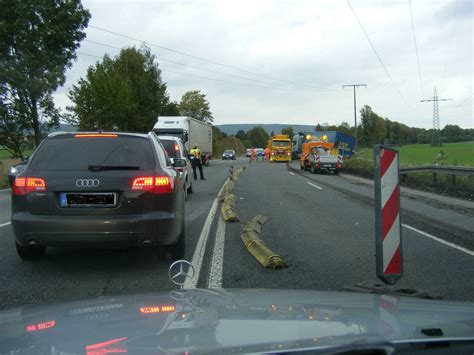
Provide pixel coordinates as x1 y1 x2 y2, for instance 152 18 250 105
356 141 474 167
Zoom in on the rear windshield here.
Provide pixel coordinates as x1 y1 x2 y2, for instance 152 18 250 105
30 136 155 171
224 150 235 154
160 139 182 159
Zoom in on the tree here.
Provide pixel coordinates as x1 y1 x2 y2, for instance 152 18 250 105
281 126 294 138
0 101 27 159
441 125 466 143
178 90 213 124
270 130 275 137
247 126 269 148
0 0 90 147
337 122 352 135
68 46 176 131
359 105 386 147
315 124 323 131
236 129 247 141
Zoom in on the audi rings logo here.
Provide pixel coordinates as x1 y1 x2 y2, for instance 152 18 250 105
76 179 100 188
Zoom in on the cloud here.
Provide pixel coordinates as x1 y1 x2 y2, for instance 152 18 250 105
54 0 473 128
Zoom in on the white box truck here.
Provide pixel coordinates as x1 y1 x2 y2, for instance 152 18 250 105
153 116 213 165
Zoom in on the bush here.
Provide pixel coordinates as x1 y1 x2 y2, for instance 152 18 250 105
400 173 474 200
343 156 374 179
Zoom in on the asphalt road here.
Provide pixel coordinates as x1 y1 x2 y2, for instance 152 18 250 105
0 158 246 310
1 157 473 310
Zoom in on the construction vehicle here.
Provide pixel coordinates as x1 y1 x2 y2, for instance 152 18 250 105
268 135 292 162
300 141 342 174
292 131 356 160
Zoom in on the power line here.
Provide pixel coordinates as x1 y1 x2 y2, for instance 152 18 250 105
342 84 367 145
84 39 337 92
88 25 324 90
162 69 317 91
77 52 102 59
346 0 411 107
408 0 424 98
442 0 459 83
76 52 329 93
455 96 472 108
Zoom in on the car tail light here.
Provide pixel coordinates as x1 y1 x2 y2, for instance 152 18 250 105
175 167 184 173
74 134 118 138
131 176 174 194
13 177 46 195
139 305 176 314
174 144 180 151
287 152 291 156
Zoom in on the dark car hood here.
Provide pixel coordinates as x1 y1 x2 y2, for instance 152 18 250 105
0 289 473 353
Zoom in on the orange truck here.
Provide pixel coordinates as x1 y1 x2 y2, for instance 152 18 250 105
268 135 292 162
300 141 342 174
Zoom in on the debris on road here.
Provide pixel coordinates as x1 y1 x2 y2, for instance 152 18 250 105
240 214 288 269
218 165 249 202
232 166 246 180
221 193 239 222
218 180 235 201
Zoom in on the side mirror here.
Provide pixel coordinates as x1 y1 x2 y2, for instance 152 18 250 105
22 156 30 162
184 133 189 142
173 158 187 168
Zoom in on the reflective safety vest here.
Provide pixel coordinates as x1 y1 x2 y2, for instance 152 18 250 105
190 148 201 159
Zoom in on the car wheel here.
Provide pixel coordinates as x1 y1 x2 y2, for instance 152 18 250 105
187 182 193 194
166 224 185 260
334 169 340 175
15 242 46 260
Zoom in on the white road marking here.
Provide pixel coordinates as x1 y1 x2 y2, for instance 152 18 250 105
207 216 226 288
0 221 11 228
403 224 474 257
185 178 228 289
0 188 11 192
289 172 295 176
307 182 323 190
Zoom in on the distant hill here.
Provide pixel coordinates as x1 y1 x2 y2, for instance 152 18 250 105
217 124 316 136
214 137 246 156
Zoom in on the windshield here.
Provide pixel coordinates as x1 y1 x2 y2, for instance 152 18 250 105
272 141 290 147
0 0 472 352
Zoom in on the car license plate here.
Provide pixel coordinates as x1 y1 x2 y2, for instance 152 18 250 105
323 164 332 167
59 192 117 207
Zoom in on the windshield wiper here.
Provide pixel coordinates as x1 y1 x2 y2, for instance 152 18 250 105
88 165 140 171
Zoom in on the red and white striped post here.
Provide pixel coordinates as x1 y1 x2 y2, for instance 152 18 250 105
374 145 403 285
375 295 401 338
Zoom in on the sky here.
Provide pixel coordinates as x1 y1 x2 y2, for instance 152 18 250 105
54 0 473 129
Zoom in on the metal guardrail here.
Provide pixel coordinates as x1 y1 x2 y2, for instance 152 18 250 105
400 165 474 176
